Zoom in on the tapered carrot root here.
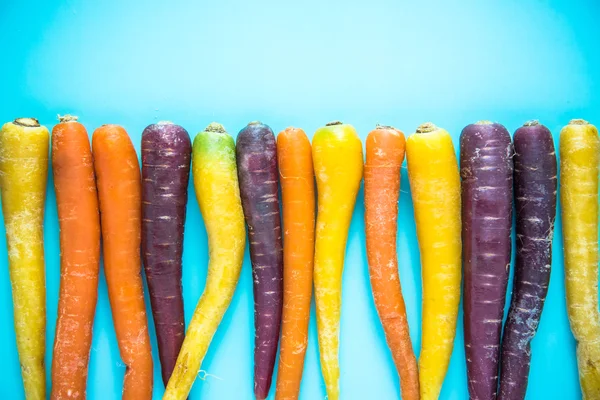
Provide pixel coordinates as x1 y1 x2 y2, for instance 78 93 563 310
312 121 363 400
236 121 284 400
0 117 49 400
275 127 316 400
560 119 600 399
461 121 514 399
141 121 191 386
499 121 557 400
406 123 461 400
93 124 153 400
364 125 419 400
163 122 246 400
51 115 100 400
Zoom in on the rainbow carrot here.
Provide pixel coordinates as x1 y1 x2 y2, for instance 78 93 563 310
365 125 419 399
236 121 284 399
312 121 363 400
141 121 191 385
560 119 600 399
275 127 315 400
51 115 100 399
0 117 49 400
406 122 461 400
93 124 153 399
461 121 513 399
163 123 246 400
498 120 557 400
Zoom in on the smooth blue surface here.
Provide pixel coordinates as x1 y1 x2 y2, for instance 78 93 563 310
0 0 599 398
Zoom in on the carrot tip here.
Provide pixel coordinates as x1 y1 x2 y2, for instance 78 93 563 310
325 120 343 126
13 117 40 127
523 120 540 127
416 122 437 133
57 114 79 123
205 122 226 133
569 118 589 126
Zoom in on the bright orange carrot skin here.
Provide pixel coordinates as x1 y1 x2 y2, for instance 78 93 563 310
51 118 101 399
365 126 419 400
92 125 153 400
275 127 316 400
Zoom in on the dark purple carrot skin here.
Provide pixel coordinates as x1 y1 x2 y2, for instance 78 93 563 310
141 121 191 385
235 121 283 400
461 121 514 400
498 122 557 400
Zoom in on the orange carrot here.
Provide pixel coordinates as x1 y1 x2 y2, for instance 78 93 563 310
50 115 101 399
275 127 316 400
364 125 419 399
92 124 153 400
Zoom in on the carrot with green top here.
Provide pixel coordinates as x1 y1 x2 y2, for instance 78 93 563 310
560 119 600 399
406 122 461 400
164 123 246 400
275 127 315 400
0 117 49 400
312 121 363 400
93 124 153 400
51 115 100 400
365 125 419 400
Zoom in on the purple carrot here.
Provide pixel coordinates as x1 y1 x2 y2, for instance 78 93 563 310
141 121 191 385
461 120 514 400
498 121 557 400
236 121 283 400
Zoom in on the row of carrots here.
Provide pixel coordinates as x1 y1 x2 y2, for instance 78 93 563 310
0 116 597 400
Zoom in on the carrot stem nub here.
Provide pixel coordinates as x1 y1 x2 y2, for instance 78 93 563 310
14 117 40 127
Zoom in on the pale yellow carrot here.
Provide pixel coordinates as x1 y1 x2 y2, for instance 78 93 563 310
0 117 49 400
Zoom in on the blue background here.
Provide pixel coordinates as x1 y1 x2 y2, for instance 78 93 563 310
0 0 599 398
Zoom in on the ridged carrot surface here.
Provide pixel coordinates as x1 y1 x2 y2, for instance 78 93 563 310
0 118 49 400
312 121 363 400
461 121 514 399
93 124 153 400
164 123 246 400
236 121 283 399
275 127 315 400
498 120 557 400
141 121 190 386
560 119 600 399
51 116 100 400
406 123 461 400
365 125 419 400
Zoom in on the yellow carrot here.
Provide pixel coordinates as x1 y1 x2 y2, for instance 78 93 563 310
312 121 363 400
163 123 246 400
0 118 49 400
406 122 461 400
560 119 600 399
